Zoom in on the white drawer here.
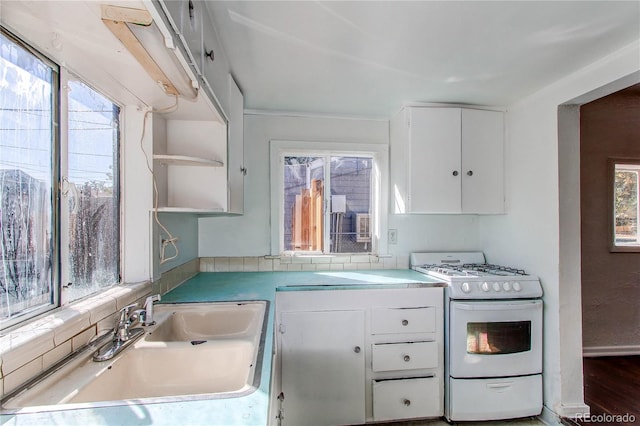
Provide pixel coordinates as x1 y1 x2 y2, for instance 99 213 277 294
372 341 438 372
373 377 441 421
448 375 542 421
371 307 435 334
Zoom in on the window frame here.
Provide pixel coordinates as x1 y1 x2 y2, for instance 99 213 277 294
270 140 389 256
0 28 123 328
0 29 60 329
608 157 640 252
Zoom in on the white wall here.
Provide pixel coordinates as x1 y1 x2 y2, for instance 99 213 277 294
199 113 481 257
478 40 640 420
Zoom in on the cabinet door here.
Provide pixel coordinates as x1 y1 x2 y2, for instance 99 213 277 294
408 108 461 213
280 310 365 426
227 74 244 214
461 109 504 213
201 7 230 113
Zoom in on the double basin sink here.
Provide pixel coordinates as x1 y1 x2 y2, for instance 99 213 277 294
3 301 268 410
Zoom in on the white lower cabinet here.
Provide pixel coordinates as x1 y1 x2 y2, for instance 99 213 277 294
273 288 443 425
280 310 366 426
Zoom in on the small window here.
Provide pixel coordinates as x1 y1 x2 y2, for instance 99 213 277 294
284 155 373 253
271 141 389 256
610 159 640 251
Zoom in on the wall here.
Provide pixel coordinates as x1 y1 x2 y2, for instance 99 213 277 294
154 213 199 275
580 85 640 351
478 40 640 420
198 113 481 261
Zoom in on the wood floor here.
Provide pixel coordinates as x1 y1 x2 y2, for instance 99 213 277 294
577 356 640 426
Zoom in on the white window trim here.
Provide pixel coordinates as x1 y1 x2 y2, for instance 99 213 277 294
269 140 389 256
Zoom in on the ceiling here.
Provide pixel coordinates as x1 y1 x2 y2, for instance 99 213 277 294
205 1 640 118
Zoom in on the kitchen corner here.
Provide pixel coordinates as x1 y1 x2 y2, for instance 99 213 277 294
1 269 443 425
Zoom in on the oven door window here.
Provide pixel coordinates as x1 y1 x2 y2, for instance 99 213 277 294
467 321 531 355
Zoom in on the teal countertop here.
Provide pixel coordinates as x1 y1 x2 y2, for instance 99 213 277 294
2 270 443 426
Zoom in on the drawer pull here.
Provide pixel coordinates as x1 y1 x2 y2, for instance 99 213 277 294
401 319 409 326
403 398 411 406
354 346 361 353
403 355 411 362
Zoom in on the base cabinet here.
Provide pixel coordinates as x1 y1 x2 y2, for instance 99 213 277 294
280 310 365 426
273 288 443 425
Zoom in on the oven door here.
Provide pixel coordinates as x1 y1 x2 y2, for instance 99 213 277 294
449 300 542 378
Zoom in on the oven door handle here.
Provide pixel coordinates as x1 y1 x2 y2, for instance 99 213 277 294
453 301 542 311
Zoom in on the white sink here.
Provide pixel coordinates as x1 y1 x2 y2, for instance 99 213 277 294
2 301 268 410
146 301 265 342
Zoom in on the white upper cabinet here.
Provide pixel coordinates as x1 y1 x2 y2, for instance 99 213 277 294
151 1 244 215
460 108 505 213
390 106 505 214
201 7 231 114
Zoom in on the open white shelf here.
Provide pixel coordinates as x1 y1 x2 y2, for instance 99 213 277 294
153 154 223 167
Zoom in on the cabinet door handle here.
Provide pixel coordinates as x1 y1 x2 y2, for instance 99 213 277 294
467 170 474 176
403 398 411 407
401 319 409 326
403 355 411 362
354 346 361 353
452 170 459 176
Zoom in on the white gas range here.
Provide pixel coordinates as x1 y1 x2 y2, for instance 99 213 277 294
410 252 543 300
410 252 544 422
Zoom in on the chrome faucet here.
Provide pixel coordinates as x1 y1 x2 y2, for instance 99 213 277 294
141 294 161 326
93 303 145 362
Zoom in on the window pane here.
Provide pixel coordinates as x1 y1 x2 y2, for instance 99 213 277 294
0 32 55 321
65 79 120 302
330 156 372 254
614 165 639 246
284 156 324 252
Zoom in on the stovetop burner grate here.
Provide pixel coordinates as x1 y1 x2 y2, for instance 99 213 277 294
415 263 527 277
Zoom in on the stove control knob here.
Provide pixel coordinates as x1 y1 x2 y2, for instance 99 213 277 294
503 282 512 292
481 282 490 292
513 282 522 292
492 282 501 292
461 282 471 293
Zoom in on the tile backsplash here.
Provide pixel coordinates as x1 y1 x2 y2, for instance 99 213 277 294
199 255 409 272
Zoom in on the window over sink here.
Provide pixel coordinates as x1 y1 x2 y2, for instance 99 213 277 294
0 29 121 328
